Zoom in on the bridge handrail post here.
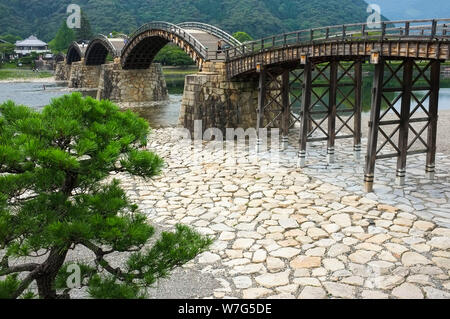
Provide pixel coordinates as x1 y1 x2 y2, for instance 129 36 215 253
261 39 265 51
405 22 410 36
326 28 330 39
361 24 366 38
381 22 386 39
342 25 346 39
431 19 437 37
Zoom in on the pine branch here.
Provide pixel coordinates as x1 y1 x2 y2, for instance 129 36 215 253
10 270 38 299
0 262 40 276
81 241 127 280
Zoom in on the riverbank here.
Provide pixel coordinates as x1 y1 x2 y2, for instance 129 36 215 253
0 73 55 83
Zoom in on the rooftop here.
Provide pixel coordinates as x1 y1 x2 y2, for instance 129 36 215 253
15 35 47 47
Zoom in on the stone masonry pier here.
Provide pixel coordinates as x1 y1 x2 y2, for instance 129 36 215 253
97 63 168 104
55 61 168 104
68 61 102 89
178 62 283 137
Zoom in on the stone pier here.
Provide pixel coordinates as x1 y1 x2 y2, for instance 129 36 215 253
54 62 71 81
178 62 259 136
68 61 102 89
97 63 168 104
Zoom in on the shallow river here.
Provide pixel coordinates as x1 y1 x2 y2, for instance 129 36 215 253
1 80 450 128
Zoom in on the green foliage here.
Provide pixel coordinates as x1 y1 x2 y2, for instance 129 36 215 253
21 291 36 299
0 275 20 299
0 93 211 299
0 43 14 55
233 31 253 43
0 34 21 44
55 263 97 289
87 275 146 299
75 11 94 41
49 20 75 53
0 69 53 80
126 225 213 286
154 45 195 66
0 0 377 42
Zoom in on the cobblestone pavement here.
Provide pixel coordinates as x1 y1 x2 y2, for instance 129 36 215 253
116 128 450 299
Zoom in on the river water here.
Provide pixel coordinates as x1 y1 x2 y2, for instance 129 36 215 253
1 77 450 128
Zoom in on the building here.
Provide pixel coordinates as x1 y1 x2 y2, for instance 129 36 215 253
15 35 49 56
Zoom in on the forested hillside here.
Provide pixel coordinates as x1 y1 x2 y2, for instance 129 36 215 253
0 0 372 41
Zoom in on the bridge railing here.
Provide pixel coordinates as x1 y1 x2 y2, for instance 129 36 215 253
178 22 242 48
178 22 243 60
225 18 450 60
125 21 209 60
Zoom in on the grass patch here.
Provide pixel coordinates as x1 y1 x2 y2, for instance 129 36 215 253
0 69 53 80
162 67 198 76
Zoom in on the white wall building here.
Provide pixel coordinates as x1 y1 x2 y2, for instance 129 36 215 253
15 36 50 56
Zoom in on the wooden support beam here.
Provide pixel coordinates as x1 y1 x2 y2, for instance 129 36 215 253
396 59 414 186
257 68 267 152
365 59 385 193
354 60 363 159
327 61 338 164
281 70 290 149
299 61 312 168
426 60 441 180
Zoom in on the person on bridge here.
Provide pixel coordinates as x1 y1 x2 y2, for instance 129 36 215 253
217 40 223 53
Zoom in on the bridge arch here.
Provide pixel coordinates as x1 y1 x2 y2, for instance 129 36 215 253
121 21 241 70
121 22 208 70
66 42 85 65
84 35 126 65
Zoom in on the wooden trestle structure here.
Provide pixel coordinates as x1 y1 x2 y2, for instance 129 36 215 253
226 18 450 192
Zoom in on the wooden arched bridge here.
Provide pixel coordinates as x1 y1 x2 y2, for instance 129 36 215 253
58 18 450 192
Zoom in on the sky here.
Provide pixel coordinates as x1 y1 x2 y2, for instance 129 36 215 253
365 0 450 20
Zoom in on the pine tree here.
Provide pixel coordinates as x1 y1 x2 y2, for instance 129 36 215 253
75 11 94 41
0 93 211 299
49 20 75 53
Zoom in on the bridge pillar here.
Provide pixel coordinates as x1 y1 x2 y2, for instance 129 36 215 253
364 58 441 192
179 61 260 136
298 59 363 168
97 63 168 104
68 61 102 89
426 60 441 180
299 61 312 168
55 61 71 81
